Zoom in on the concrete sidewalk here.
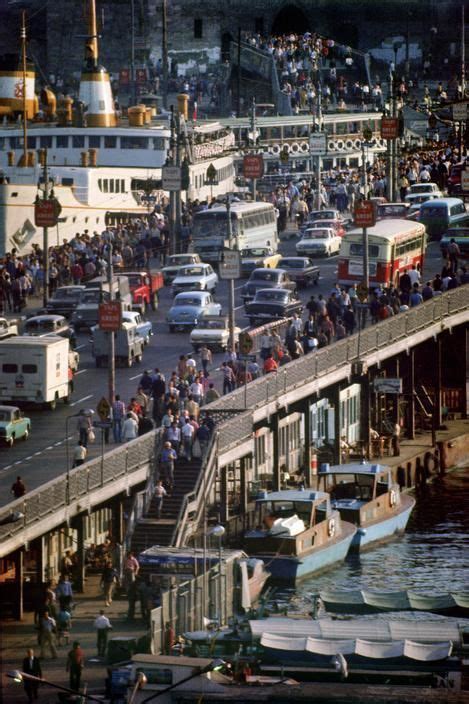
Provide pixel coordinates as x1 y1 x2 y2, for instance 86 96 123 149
1 574 149 703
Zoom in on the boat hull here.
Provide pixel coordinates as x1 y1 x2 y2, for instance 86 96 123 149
352 495 416 550
254 523 356 582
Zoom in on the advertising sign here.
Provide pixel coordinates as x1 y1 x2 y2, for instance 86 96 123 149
380 117 399 140
309 133 327 155
98 301 122 332
219 250 241 280
354 200 376 228
162 166 181 191
243 154 264 179
373 378 403 394
34 198 60 228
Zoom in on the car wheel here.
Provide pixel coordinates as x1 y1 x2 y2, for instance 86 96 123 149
127 355 133 368
151 292 158 310
48 399 57 411
23 428 29 441
6 436 14 447
249 318 256 326
135 354 142 364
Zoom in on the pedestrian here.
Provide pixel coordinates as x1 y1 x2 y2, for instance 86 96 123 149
123 551 140 588
221 362 235 394
112 394 126 443
39 610 57 659
55 575 73 611
122 412 138 441
392 422 401 456
100 560 118 606
76 411 92 448
56 605 72 646
11 475 26 498
154 479 167 519
160 441 177 491
447 238 461 273
94 609 112 657
96 396 111 443
66 641 85 692
72 440 87 467
22 648 42 703
182 418 194 460
199 344 212 376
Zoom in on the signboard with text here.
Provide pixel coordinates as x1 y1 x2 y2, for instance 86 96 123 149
243 154 264 179
452 102 468 121
309 133 327 155
380 117 399 140
162 166 181 191
219 250 241 280
461 169 469 192
354 200 376 228
34 198 59 228
99 301 122 332
373 378 403 394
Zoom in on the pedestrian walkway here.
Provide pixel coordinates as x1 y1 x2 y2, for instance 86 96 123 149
1 574 149 702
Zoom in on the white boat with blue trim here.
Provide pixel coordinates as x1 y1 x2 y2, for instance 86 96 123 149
243 489 356 582
318 462 415 550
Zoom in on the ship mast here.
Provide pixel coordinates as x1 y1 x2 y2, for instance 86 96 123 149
84 0 99 68
21 10 28 167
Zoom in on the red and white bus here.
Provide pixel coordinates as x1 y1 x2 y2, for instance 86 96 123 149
337 219 427 288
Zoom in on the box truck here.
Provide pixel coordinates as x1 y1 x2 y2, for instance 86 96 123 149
0 337 72 409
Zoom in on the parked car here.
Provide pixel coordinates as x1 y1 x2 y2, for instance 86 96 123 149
171 263 218 295
240 247 282 277
405 182 442 204
166 291 222 332
245 288 303 325
45 285 85 318
296 227 341 257
0 317 19 340
190 316 241 351
162 253 202 285
23 314 77 349
121 310 153 345
278 257 320 287
117 271 163 313
241 268 296 304
377 202 410 219
0 405 30 447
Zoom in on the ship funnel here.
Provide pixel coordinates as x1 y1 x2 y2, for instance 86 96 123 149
0 53 36 119
78 0 117 127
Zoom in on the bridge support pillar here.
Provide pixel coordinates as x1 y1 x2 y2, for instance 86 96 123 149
74 515 86 593
360 374 371 460
303 397 312 487
13 549 23 620
272 414 280 491
435 337 442 429
111 497 124 544
407 348 416 440
239 457 248 516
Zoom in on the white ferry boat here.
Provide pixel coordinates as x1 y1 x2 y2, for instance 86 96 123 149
0 2 235 254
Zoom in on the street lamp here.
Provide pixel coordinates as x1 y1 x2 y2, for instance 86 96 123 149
129 671 148 704
208 524 225 626
7 671 103 702
141 659 225 703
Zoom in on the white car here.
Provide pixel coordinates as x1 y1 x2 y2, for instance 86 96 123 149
405 183 442 205
162 253 202 285
121 310 153 345
296 227 341 257
190 316 241 351
171 263 218 295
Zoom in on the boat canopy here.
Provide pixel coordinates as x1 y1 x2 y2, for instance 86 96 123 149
260 633 453 661
320 588 469 613
256 490 330 504
318 462 390 476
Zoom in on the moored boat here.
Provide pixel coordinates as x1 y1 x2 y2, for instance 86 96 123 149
243 489 356 582
317 462 415 550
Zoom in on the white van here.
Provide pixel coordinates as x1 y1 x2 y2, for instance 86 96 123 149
0 337 71 409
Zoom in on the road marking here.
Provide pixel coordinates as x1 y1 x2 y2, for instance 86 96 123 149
74 369 87 375
129 373 141 381
1 464 11 470
46 446 54 450
75 344 87 350
24 456 33 461
53 441 62 447
234 305 245 311
14 460 22 465
34 451 42 456
234 284 245 291
70 394 93 407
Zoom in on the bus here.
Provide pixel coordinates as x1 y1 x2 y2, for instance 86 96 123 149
191 201 278 263
337 219 427 288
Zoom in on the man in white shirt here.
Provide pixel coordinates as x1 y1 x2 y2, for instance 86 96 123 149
122 413 138 441
181 420 194 460
94 610 112 657
408 264 421 287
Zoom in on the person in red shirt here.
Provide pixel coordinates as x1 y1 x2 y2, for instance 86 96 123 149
263 354 278 374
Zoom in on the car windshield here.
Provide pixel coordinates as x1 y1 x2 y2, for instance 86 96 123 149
0 411 10 421
179 267 205 276
281 259 306 268
26 320 57 333
167 255 195 266
251 271 279 281
175 295 201 306
197 319 225 329
310 220 335 228
53 289 82 300
80 290 101 303
127 275 143 287
241 248 269 257
310 210 336 220
256 290 287 301
411 184 434 193
304 230 329 239
378 205 408 217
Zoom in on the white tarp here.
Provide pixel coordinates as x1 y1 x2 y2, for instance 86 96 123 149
306 638 356 655
261 633 307 651
390 621 461 644
239 560 251 611
362 590 410 610
403 640 453 662
249 618 322 638
319 619 392 641
355 639 404 658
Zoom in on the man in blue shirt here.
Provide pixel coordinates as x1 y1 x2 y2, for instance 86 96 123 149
409 284 423 307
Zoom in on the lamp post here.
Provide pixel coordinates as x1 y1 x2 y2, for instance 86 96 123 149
208 524 225 626
130 0 136 106
141 659 225 703
129 671 148 704
225 196 236 352
7 671 103 702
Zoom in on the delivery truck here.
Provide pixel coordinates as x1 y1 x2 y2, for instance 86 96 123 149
0 337 72 409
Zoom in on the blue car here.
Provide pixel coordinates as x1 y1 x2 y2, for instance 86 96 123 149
166 291 222 333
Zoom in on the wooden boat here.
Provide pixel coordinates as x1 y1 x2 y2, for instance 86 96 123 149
318 462 415 550
243 490 356 582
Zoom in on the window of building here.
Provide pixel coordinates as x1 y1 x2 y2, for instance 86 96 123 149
194 18 203 38
121 136 149 149
2 364 17 373
72 135 85 149
40 136 53 148
89 135 101 148
27 136 37 149
56 135 69 148
22 364 37 374
61 178 74 186
104 136 117 148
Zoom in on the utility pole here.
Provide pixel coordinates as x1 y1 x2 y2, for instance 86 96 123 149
107 242 115 405
40 149 50 309
226 197 236 351
315 64 323 210
249 97 257 201
21 11 28 168
169 106 177 254
237 27 241 117
175 109 182 249
162 0 168 109
130 0 136 106
462 3 466 99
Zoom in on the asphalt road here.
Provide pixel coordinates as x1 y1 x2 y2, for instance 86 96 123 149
0 234 444 506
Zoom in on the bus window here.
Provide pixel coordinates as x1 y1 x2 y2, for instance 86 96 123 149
349 243 380 257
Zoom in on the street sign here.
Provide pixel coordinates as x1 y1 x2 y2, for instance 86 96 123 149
98 301 122 332
380 117 399 140
243 154 264 179
162 166 181 191
219 250 241 280
461 169 469 192
373 378 402 394
309 133 327 155
238 331 253 355
452 102 468 121
34 198 61 227
354 200 376 228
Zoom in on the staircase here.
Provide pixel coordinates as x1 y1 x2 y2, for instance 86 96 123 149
130 456 202 565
